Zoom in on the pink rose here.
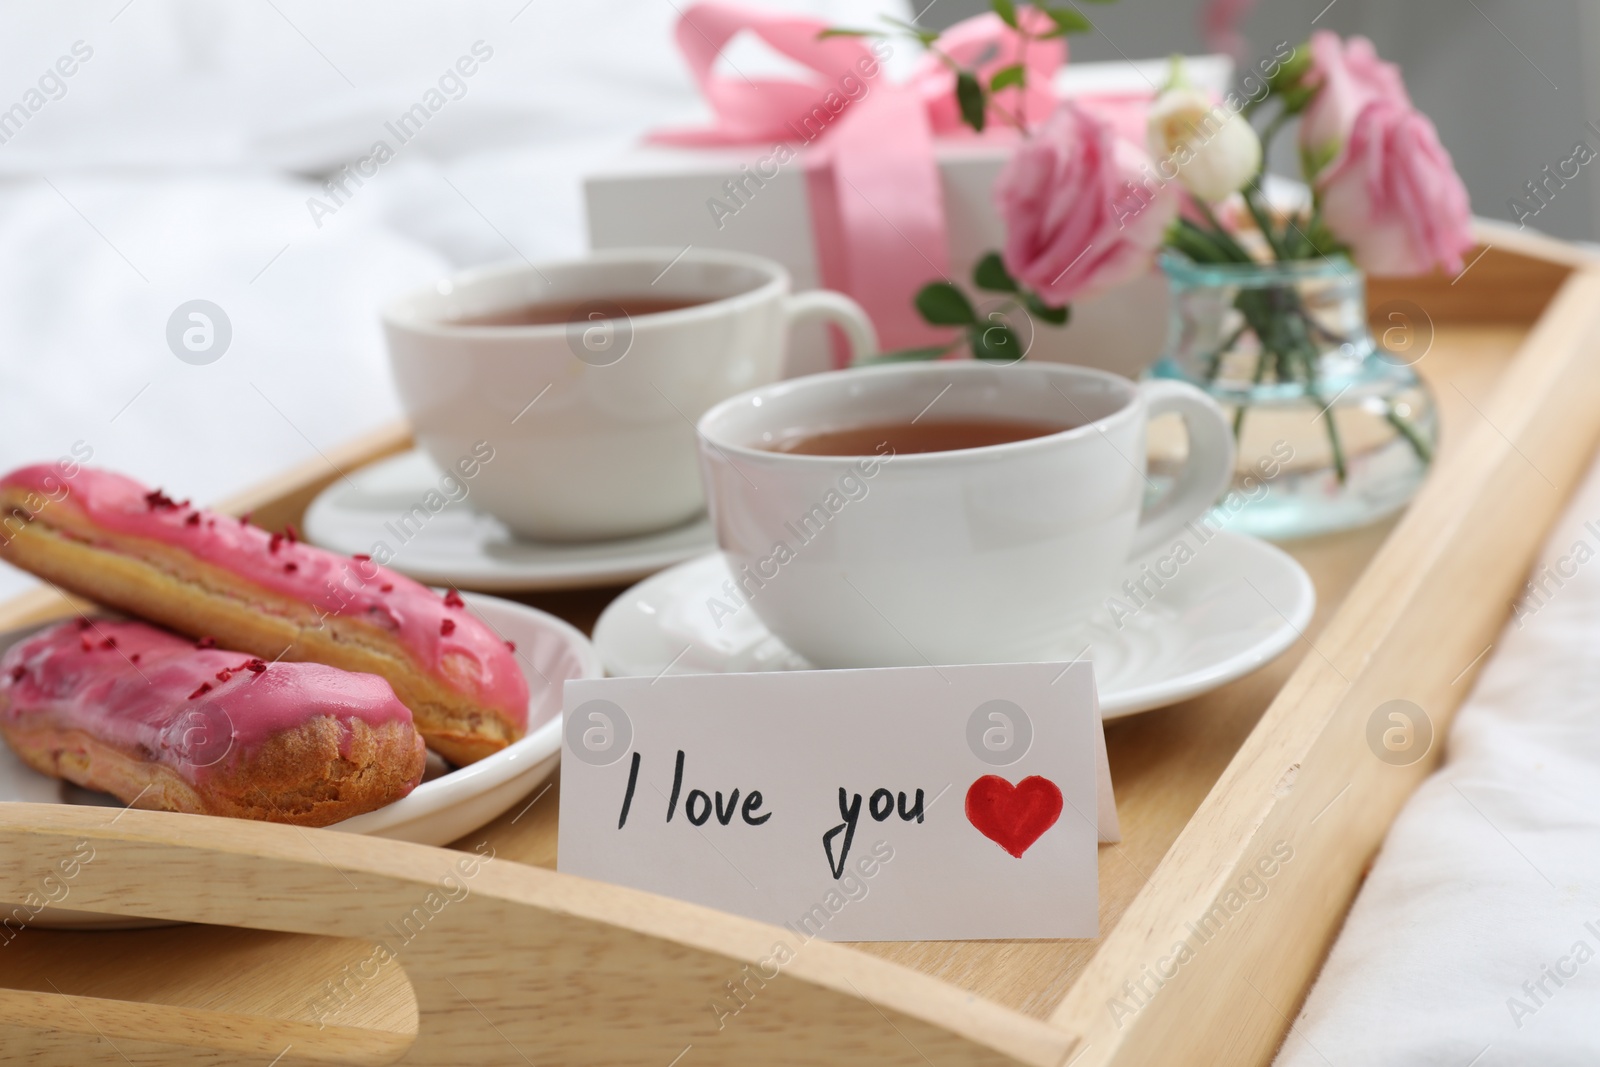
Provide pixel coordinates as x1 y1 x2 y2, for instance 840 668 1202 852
1317 97 1474 276
1299 32 1473 276
1299 31 1410 164
996 103 1176 306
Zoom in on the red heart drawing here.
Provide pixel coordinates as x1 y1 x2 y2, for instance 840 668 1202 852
965 775 1064 858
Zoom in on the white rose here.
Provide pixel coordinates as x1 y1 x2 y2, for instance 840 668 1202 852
1147 87 1262 203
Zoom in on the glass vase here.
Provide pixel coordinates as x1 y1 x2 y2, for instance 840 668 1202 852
1148 253 1437 540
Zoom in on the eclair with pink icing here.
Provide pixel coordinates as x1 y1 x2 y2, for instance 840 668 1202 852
0 619 425 826
0 465 528 765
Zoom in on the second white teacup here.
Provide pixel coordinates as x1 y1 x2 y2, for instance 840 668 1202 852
696 361 1236 668
384 248 877 542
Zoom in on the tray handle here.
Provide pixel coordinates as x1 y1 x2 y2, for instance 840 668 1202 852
0 804 1073 1066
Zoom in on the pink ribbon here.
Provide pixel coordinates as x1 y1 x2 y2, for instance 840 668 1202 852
652 4 1065 360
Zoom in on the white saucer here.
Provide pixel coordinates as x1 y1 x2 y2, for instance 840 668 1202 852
0 591 600 928
304 449 717 591
593 530 1315 718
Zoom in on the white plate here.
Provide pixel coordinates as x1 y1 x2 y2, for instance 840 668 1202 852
593 530 1315 718
0 591 598 928
304 449 716 591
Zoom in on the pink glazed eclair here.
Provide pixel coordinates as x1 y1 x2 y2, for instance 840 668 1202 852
0 620 425 826
0 466 528 765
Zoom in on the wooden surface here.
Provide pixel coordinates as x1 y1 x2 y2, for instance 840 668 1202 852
0 228 1595 1065
1365 218 1580 325
0 807 1073 1066
1057 244 1600 1065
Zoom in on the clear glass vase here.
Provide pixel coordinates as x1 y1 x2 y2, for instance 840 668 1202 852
1148 253 1437 540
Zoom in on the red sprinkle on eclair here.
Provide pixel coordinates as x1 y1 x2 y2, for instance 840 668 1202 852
0 466 531 754
8 666 24 682
195 636 216 649
504 640 516 652
188 682 212 699
185 512 201 526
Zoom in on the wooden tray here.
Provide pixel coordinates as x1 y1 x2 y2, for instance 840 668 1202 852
3 224 1598 1066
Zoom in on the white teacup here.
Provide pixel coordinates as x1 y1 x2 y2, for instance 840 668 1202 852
696 361 1235 668
383 248 876 542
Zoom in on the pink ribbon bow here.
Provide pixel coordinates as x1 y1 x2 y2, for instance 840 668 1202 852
652 3 1065 359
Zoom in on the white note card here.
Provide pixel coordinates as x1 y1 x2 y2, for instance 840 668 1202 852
556 663 1116 941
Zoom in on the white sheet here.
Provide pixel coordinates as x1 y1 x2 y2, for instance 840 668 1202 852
1275 456 1600 1065
0 0 907 606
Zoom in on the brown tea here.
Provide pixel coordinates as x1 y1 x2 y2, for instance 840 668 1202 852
768 418 1070 456
454 296 704 327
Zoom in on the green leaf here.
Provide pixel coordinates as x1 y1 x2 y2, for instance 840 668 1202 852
968 320 1023 363
1024 292 1070 326
1176 215 1254 263
817 27 876 38
1041 6 1093 35
915 282 978 326
989 63 1026 92
857 344 955 365
1167 219 1237 264
1163 231 1207 264
992 0 1019 29
973 252 1019 293
955 71 987 132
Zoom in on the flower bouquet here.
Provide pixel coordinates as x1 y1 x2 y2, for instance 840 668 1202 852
835 7 1474 537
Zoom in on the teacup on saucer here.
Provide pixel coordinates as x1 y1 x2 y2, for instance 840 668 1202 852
383 248 876 543
696 361 1236 668
593 530 1314 718
304 449 717 591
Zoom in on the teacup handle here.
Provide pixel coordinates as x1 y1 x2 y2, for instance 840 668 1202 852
1129 379 1237 559
782 290 878 369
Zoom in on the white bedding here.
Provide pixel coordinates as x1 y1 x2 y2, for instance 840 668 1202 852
0 0 904 605
1275 458 1600 1064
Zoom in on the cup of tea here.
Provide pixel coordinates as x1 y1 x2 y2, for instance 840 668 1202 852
695 361 1235 668
383 248 877 542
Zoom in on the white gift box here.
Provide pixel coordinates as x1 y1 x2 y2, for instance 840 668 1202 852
585 56 1232 379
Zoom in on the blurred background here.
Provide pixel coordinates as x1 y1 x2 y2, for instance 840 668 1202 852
926 0 1597 241
0 0 1588 601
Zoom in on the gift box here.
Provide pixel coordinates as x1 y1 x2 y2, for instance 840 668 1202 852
585 38 1232 379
